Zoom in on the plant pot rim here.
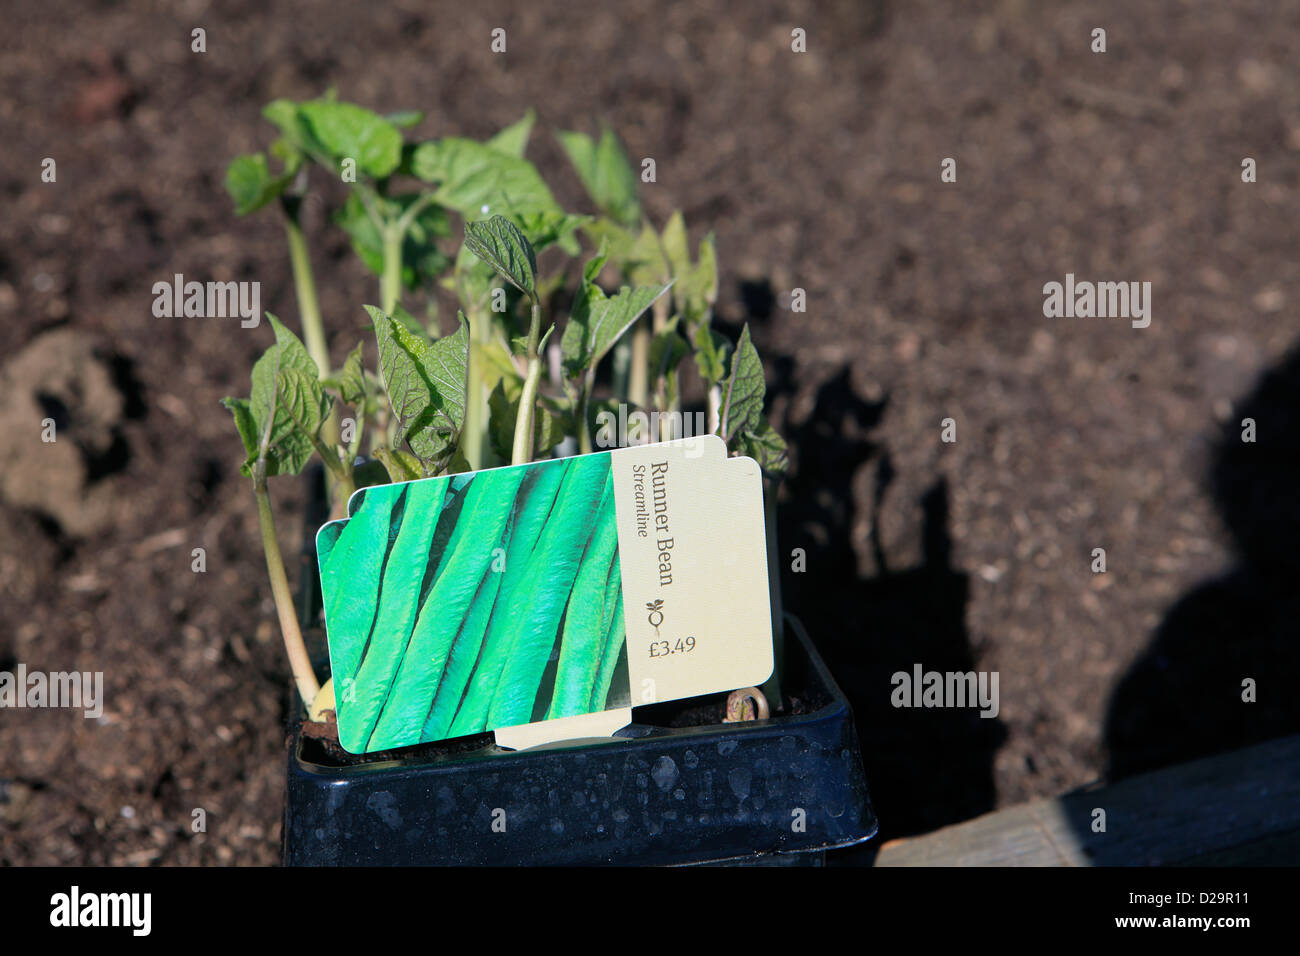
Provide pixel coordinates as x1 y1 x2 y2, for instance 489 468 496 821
293 614 852 774
283 614 876 865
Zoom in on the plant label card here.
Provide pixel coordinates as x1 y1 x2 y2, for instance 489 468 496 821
317 435 772 754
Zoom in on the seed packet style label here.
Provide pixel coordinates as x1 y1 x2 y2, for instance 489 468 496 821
317 436 772 753
608 436 773 706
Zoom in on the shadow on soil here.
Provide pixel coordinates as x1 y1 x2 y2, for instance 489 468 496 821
1103 343 1300 780
762 354 1007 858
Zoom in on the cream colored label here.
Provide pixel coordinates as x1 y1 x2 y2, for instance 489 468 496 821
610 436 774 704
494 707 633 751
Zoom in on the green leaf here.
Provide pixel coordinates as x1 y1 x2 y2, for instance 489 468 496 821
410 138 561 219
650 323 690 380
333 192 385 270
661 210 691 278
241 315 333 477
221 396 259 461
445 448 473 475
561 271 673 377
326 342 366 407
372 305 432 451
262 99 311 151
625 223 672 286
450 240 500 314
225 153 294 216
374 446 423 482
385 110 424 129
420 313 470 443
476 338 519 392
298 100 403 179
274 366 332 440
487 379 567 460
390 302 431 343
558 241 617 376
511 209 590 256
369 306 469 472
580 238 610 285
660 212 717 323
334 191 450 288
412 131 581 253
269 136 305 172
463 215 537 299
583 219 668 286
685 233 718 320
487 109 536 158
255 314 320 382
718 323 765 444
650 322 690 412
556 126 641 227
692 324 731 385
737 417 788 475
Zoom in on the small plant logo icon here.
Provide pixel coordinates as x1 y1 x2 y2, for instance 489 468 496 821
646 598 664 630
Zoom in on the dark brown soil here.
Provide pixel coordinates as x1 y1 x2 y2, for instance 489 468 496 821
2 1 1299 864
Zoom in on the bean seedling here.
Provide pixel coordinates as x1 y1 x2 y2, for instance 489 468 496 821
221 96 789 722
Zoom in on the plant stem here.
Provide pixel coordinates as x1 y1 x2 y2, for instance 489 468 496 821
376 191 438 320
284 216 328 376
394 192 437 237
461 307 489 471
346 411 366 466
628 317 650 409
381 224 403 316
511 300 543 466
577 375 594 454
284 212 351 505
253 466 321 709
285 215 340 422
611 336 632 398
652 289 670 334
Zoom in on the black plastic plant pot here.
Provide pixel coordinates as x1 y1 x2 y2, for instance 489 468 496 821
282 616 876 866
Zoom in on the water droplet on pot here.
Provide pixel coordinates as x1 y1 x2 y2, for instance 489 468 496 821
651 756 679 792
366 791 402 830
729 767 751 800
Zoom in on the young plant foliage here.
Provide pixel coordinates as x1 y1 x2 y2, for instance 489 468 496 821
220 99 790 727
462 215 537 299
719 323 765 444
369 305 469 474
222 315 332 478
561 250 673 377
555 125 642 228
